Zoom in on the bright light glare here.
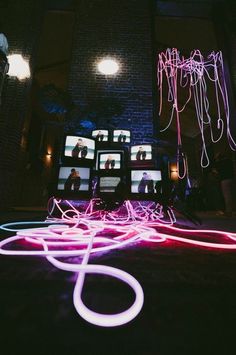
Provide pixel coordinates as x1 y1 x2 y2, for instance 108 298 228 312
7 54 30 80
97 59 119 75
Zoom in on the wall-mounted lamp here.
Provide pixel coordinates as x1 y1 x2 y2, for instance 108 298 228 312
97 58 119 75
7 54 30 80
45 152 52 165
169 163 178 181
46 149 52 158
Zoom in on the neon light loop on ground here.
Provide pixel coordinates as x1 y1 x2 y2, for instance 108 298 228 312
1 199 236 327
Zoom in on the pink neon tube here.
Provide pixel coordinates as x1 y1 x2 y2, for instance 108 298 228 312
157 48 236 176
1 198 236 328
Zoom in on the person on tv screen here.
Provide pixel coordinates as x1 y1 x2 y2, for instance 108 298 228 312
95 130 104 142
136 146 146 161
64 168 81 192
104 155 115 169
72 138 88 158
138 172 154 193
118 130 126 143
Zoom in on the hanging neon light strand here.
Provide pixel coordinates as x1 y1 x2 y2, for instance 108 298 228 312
1 198 236 328
157 48 236 172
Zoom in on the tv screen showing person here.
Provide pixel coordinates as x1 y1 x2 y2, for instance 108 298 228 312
113 130 130 143
99 153 121 170
99 177 121 193
92 129 108 142
131 145 152 161
64 168 81 192
131 170 162 194
57 167 90 191
64 136 95 159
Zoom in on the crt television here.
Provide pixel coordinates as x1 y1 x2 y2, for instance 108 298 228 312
57 166 91 197
130 145 152 161
98 176 121 193
96 150 124 170
131 169 162 195
92 129 109 142
63 135 95 160
112 129 131 143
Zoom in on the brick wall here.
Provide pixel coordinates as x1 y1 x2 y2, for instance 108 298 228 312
0 0 44 209
67 0 155 144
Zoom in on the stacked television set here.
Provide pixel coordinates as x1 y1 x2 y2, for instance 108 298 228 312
63 135 95 161
54 128 161 201
112 129 131 143
91 129 131 144
92 130 109 142
130 169 162 199
55 135 96 199
130 144 154 167
95 147 127 197
57 166 91 197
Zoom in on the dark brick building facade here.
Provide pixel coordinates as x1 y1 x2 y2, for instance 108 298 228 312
67 0 155 143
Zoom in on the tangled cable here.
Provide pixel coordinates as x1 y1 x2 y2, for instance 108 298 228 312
1 198 236 327
157 48 236 175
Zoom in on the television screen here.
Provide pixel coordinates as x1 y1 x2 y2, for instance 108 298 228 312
64 136 95 160
131 170 162 194
131 145 152 161
92 129 109 142
98 152 121 170
99 176 121 193
113 129 131 143
96 150 124 170
57 167 90 192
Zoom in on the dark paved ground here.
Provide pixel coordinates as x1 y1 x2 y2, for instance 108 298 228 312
0 210 236 355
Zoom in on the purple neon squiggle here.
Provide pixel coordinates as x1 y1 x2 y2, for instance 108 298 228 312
1 198 236 327
157 48 236 176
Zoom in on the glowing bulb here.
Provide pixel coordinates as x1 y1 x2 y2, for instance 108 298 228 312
7 54 30 80
97 59 119 75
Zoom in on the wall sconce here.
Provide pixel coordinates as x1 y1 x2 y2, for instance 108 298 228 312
45 152 52 166
97 58 119 75
169 163 178 181
46 151 52 158
45 148 52 163
7 54 30 80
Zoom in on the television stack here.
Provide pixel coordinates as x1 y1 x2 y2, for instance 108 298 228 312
53 129 162 205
